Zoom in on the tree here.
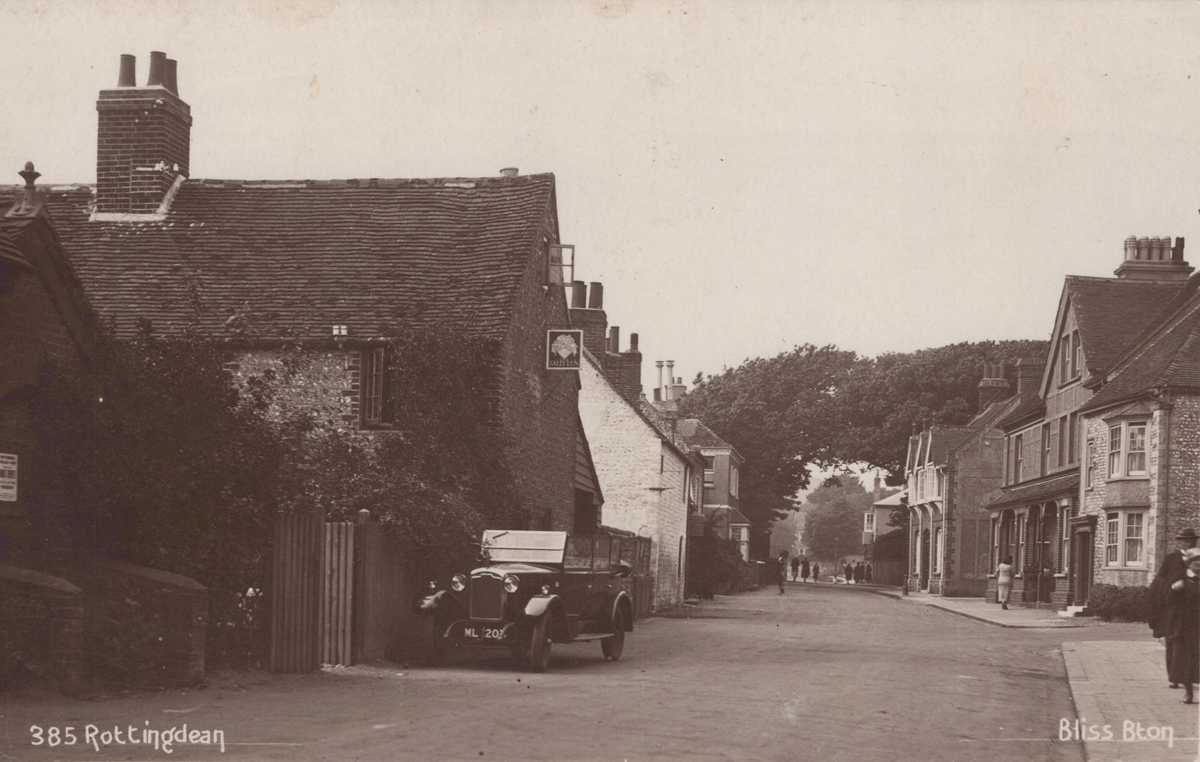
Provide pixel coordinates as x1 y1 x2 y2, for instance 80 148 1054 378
679 344 858 534
798 475 875 564
834 340 1047 481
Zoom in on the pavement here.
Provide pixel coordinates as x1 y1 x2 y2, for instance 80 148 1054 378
878 587 1200 761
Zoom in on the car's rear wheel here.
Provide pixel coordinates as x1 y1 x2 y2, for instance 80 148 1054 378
602 609 626 661
420 615 445 666
530 616 552 672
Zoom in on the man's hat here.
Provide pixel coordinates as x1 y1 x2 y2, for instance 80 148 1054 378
1175 528 1199 541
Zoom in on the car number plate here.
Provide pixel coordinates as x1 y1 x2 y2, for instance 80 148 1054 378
463 625 508 641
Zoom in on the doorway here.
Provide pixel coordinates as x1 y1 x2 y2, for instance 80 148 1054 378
1075 529 1093 606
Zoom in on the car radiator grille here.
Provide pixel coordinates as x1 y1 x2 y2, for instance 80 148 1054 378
470 575 504 621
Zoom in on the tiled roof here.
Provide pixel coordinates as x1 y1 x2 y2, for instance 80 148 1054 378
25 175 556 340
674 418 734 450
997 396 1045 430
1066 276 1187 375
924 427 974 465
1080 301 1200 413
986 472 1079 510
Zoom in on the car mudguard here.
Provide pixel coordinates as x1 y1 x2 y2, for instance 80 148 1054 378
610 591 634 631
524 594 562 619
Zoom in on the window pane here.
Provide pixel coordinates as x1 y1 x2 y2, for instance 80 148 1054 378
1108 426 1122 476
1127 424 1146 474
1106 514 1119 564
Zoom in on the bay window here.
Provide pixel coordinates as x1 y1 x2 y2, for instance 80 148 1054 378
1104 510 1146 568
1107 421 1148 478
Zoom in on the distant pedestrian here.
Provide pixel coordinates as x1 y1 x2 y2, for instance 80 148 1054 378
811 563 820 583
997 555 1014 610
1150 528 1199 688
790 555 800 581
865 563 873 584
1164 548 1200 704
778 551 789 595
844 562 853 584
800 558 810 583
853 562 864 584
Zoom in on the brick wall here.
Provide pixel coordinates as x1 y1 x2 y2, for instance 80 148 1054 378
96 88 191 214
0 565 83 693
0 255 86 568
497 217 581 532
80 560 207 687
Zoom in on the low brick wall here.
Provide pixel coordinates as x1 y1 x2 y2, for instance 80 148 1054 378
80 560 207 687
0 565 83 693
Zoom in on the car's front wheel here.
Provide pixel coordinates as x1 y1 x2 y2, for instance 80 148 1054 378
602 609 625 661
530 616 552 672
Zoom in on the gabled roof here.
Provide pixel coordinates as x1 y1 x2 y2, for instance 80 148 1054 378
1061 275 1187 377
1079 295 1200 414
1 193 95 399
28 175 556 340
918 426 974 466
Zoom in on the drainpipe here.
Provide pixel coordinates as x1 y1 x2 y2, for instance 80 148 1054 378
1150 387 1173 570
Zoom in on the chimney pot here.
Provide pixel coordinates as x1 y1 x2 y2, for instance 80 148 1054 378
570 280 587 309
629 333 639 352
117 54 137 87
147 51 167 87
609 326 620 353
499 167 518 177
1125 236 1138 261
1174 237 1185 261
1137 237 1151 261
588 282 604 309
164 58 179 96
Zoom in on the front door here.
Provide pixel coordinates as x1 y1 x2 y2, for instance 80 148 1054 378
1075 529 1093 606
919 528 930 591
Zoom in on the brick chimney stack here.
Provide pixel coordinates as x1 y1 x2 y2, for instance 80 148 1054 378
977 363 1012 410
568 281 608 369
1115 235 1193 281
96 52 192 216
1015 358 1045 398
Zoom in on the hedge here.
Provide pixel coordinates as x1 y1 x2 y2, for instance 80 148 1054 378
1087 583 1150 622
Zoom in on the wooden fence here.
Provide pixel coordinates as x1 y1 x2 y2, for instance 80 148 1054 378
269 510 324 673
321 521 355 667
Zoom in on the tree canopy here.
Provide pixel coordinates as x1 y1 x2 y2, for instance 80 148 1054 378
678 339 1047 548
798 475 875 564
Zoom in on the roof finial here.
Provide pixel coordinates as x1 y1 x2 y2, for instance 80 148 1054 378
8 162 42 217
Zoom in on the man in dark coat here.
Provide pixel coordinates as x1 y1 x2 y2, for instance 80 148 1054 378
1165 548 1200 703
799 557 810 583
844 562 853 584
790 555 800 581
1150 528 1199 687
853 562 864 583
865 562 873 583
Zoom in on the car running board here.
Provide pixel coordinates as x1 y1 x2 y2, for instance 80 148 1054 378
569 633 614 642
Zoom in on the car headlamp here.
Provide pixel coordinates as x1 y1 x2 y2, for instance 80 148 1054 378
451 574 467 592
541 585 551 595
503 575 520 593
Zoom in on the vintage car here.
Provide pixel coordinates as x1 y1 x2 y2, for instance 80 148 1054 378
413 530 635 672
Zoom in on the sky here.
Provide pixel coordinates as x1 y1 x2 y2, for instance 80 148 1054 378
3 0 1200 395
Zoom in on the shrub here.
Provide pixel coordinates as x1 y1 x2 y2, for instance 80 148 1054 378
1087 583 1151 622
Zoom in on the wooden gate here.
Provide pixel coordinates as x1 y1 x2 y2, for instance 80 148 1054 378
270 510 324 673
354 512 409 662
321 521 355 666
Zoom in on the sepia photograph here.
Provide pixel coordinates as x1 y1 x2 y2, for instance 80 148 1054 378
1 1 1199 760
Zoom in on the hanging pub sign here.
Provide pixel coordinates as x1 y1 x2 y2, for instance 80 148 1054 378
546 329 583 370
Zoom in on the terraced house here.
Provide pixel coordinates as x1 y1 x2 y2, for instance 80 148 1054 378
986 236 1195 610
905 364 1019 596
35 52 603 534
